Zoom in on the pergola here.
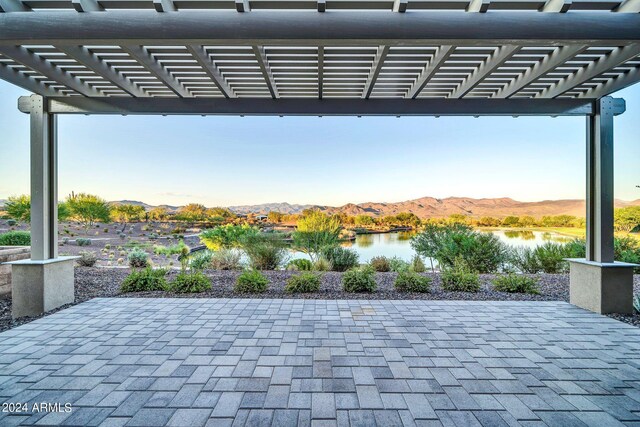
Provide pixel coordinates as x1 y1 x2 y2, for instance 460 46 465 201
1 2 639 317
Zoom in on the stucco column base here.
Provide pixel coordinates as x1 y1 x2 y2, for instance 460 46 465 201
3 256 78 319
568 259 637 314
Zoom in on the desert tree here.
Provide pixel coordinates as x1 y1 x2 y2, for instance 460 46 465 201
5 194 70 223
111 203 145 232
66 193 111 231
615 206 640 233
292 210 342 262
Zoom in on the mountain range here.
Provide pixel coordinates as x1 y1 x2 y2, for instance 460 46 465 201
2 196 639 219
122 196 640 219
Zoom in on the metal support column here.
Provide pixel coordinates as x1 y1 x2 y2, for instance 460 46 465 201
28 94 58 261
569 96 635 314
585 97 615 263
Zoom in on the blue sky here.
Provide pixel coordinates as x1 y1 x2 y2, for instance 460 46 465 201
0 80 638 207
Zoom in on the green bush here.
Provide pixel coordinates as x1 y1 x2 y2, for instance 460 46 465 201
235 269 269 293
287 258 313 271
241 233 288 270
6 219 16 226
190 250 213 270
411 224 507 273
322 246 359 272
76 238 92 247
154 240 188 256
0 231 30 246
312 257 331 272
285 272 322 293
509 246 541 273
615 237 640 273
342 266 377 293
77 251 97 267
493 274 539 294
394 271 432 293
168 271 211 293
410 255 427 273
533 242 574 273
441 260 480 292
128 248 150 268
369 256 391 272
389 256 410 273
210 249 243 270
120 267 168 292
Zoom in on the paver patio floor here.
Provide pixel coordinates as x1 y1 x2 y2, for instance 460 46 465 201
1 298 640 426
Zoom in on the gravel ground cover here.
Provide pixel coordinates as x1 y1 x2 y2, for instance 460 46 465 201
1 268 639 332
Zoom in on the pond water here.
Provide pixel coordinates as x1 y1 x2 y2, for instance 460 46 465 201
290 229 578 263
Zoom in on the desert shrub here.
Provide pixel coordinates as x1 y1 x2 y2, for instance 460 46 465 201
411 255 427 273
6 219 16 226
369 256 391 272
535 242 578 273
120 267 167 292
77 251 97 267
441 260 480 292
119 233 127 240
394 271 432 293
509 246 541 273
510 239 586 274
285 272 322 293
169 271 211 293
312 257 331 272
76 238 92 247
190 250 213 271
615 237 640 273
148 233 159 240
287 258 313 271
322 246 359 272
128 248 150 268
342 266 377 293
210 249 243 270
235 269 269 293
0 231 30 246
154 241 188 256
411 224 507 273
493 274 539 294
241 233 288 270
389 256 410 273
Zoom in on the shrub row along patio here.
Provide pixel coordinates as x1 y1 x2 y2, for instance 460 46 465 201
1 268 639 333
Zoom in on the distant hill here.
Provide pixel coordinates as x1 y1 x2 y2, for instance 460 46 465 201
107 197 640 219
110 200 181 213
319 197 640 218
228 202 314 215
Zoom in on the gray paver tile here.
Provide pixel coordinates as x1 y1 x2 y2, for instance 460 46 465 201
125 408 175 427
1 299 640 427
312 393 336 419
166 409 211 427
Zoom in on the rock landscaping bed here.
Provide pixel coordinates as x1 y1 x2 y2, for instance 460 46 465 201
1 267 639 332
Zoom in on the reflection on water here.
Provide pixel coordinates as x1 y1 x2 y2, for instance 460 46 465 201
504 230 535 240
397 232 414 241
291 229 577 263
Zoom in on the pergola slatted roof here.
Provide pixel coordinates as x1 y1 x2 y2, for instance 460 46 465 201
0 7 639 114
1 0 640 12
